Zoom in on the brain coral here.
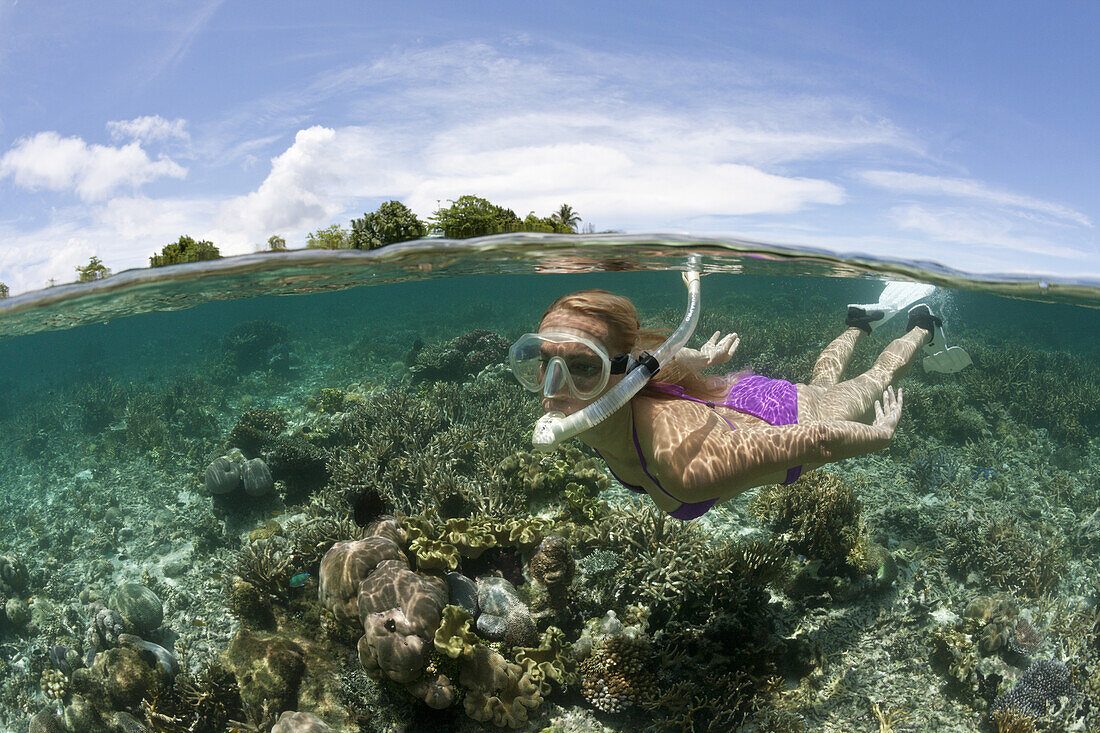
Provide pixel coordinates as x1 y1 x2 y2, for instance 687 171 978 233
356 559 447 684
318 536 408 623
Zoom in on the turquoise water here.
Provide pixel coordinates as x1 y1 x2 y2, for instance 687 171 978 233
0 237 1097 732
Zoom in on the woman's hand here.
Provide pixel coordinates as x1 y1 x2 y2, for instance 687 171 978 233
677 331 740 371
872 386 903 439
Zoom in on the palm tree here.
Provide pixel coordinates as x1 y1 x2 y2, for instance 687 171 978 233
550 204 581 233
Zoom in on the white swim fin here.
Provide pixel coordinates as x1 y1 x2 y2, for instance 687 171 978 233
847 281 937 333
922 323 973 374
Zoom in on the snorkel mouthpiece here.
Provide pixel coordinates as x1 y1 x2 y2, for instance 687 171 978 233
531 256 702 452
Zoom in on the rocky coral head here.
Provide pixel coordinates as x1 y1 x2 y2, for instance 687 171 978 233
528 535 574 591
356 559 448 684
317 536 408 623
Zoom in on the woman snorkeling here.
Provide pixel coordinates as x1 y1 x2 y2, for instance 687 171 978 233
509 282 966 520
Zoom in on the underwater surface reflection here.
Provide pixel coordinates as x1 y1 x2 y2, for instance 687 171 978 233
0 239 1097 733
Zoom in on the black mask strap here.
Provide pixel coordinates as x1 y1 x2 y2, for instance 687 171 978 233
609 353 632 374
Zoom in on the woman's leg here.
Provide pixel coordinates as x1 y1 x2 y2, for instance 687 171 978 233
813 327 931 422
810 327 864 387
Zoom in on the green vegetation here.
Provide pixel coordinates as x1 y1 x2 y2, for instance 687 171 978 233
76 256 111 282
150 235 222 267
551 203 581 232
266 235 286 251
429 195 579 238
0 282 8 298
305 224 350 249
349 200 427 249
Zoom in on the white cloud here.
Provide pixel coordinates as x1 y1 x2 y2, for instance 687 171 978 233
890 204 1093 260
214 114 847 240
0 131 187 201
107 116 190 144
215 126 383 234
859 170 1092 228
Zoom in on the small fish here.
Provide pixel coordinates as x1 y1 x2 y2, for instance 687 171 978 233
289 572 311 588
190 618 207 628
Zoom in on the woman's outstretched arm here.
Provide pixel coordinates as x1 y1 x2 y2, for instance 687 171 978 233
643 387 903 501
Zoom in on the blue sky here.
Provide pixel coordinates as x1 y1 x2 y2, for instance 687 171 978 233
0 1 1096 293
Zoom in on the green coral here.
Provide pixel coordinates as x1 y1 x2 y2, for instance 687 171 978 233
495 447 609 514
434 605 479 659
502 517 554 550
459 645 544 729
514 626 577 692
408 536 461 572
440 518 496 559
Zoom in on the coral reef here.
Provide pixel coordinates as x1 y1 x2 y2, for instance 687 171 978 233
267 436 330 498
579 634 656 713
317 535 408 623
408 329 510 384
942 514 1066 597
528 535 575 594
222 629 306 730
459 645 543 728
964 596 1019 654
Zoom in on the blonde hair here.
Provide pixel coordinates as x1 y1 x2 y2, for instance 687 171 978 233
541 289 732 402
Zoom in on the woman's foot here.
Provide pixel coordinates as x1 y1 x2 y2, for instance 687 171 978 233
906 304 942 345
845 306 884 334
908 304 972 373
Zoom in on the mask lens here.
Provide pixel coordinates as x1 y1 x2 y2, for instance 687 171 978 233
509 332 610 398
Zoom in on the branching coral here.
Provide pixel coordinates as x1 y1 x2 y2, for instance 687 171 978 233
290 516 364 574
990 659 1077 721
267 435 330 498
942 514 1066 597
141 661 242 733
235 536 295 601
752 470 865 570
592 501 788 627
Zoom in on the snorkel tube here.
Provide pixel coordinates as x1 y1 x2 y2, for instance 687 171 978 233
531 255 702 452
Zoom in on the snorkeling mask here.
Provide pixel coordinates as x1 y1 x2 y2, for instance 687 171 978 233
525 256 703 452
508 331 630 400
